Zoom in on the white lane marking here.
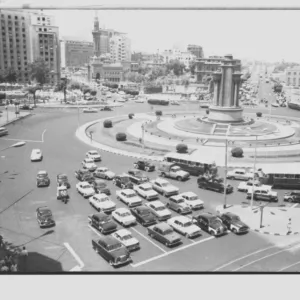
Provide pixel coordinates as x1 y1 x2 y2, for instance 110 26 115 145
1 138 42 143
291 203 298 208
131 236 214 268
131 227 167 253
189 238 196 243
233 244 300 272
278 260 300 272
41 129 46 142
63 242 84 269
69 265 82 272
213 245 278 271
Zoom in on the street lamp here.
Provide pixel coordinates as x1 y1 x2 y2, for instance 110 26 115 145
223 135 234 209
141 122 146 151
14 100 20 118
250 135 258 209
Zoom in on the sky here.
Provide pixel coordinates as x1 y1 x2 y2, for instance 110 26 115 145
2 0 300 62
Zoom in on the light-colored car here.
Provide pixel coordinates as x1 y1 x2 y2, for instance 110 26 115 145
117 98 126 102
227 169 254 181
116 189 143 207
89 193 116 213
94 167 115 180
246 187 278 202
76 181 95 198
167 216 201 238
134 98 145 103
151 178 179 197
145 200 172 221
31 149 43 162
167 195 192 214
111 229 140 251
86 150 101 162
83 107 98 113
179 192 204 210
271 102 279 107
238 179 262 192
82 158 97 171
134 183 159 201
112 208 137 226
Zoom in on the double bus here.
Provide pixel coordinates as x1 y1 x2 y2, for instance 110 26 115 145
259 164 300 189
163 152 215 176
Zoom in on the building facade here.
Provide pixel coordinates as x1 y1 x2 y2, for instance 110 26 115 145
60 39 93 68
187 44 204 59
195 55 241 82
160 48 196 68
285 67 300 86
109 34 131 63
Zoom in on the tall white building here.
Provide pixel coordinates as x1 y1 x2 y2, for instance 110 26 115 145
161 48 196 68
109 34 131 63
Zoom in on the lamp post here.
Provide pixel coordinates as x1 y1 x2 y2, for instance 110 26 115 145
141 123 145 151
223 126 232 209
14 100 20 118
250 135 258 209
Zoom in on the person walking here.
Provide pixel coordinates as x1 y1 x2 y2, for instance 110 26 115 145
0 234 3 248
287 218 292 234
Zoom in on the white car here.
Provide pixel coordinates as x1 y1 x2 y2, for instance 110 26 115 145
116 189 142 207
89 193 116 213
112 208 137 227
94 167 115 180
167 216 201 238
82 158 97 172
271 102 279 107
238 179 262 192
111 229 140 251
151 178 179 197
117 98 126 102
134 183 159 201
227 169 254 181
31 149 43 162
83 107 98 113
76 181 95 198
134 98 145 103
86 150 101 162
179 192 204 210
145 200 172 221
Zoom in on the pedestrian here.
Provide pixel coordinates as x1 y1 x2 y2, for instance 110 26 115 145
287 218 292 234
0 234 3 248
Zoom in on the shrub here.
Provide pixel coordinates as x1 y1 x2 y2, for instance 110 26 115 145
155 110 162 116
206 109 209 115
83 88 91 94
176 143 188 153
90 90 97 96
231 147 244 158
256 112 262 117
128 113 134 119
103 120 112 128
116 132 127 141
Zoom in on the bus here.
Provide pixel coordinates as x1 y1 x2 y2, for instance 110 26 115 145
147 99 169 106
259 164 300 189
163 152 215 176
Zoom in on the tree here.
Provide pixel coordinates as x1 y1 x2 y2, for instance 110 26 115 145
28 58 50 85
3 67 19 83
26 85 41 108
148 66 167 81
189 60 197 75
166 59 186 76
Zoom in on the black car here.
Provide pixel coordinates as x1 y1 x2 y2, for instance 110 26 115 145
56 173 71 188
130 205 157 227
89 213 117 234
192 213 227 237
36 206 55 228
284 191 300 203
20 104 33 110
75 169 95 184
113 175 134 189
36 171 50 187
197 176 233 194
100 106 113 111
127 169 149 185
92 179 111 195
133 160 155 172
219 212 249 234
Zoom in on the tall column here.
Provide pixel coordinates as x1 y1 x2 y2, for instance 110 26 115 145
212 72 222 106
232 72 242 107
221 63 234 107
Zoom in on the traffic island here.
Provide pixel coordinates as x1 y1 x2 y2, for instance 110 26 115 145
216 204 300 236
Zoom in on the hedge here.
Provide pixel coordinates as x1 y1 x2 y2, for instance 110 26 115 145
90 90 97 96
128 113 134 119
155 110 162 116
256 112 262 117
176 143 188 153
103 120 112 128
116 132 127 141
144 86 163 94
231 147 243 158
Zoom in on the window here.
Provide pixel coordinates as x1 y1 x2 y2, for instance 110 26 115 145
8 15 11 19
39 28 42 31
44 28 47 32
22 28 25 32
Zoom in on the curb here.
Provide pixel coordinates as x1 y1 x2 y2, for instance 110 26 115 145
252 229 300 236
36 104 123 109
0 113 33 127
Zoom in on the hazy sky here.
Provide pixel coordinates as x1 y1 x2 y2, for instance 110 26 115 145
2 0 300 62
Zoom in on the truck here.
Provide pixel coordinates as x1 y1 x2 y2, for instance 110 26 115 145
158 162 190 181
197 175 233 194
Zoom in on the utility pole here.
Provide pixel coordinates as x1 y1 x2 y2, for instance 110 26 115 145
223 138 228 209
141 123 145 151
250 135 258 209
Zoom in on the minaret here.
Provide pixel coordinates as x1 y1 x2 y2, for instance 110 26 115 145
92 11 100 57
94 11 99 31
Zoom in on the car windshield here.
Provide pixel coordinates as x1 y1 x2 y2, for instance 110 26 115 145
38 174 47 178
188 196 198 201
99 216 110 223
126 193 136 198
58 175 67 180
155 206 165 211
210 219 222 227
142 186 152 191
99 197 109 202
100 168 108 172
120 212 131 217
122 234 132 241
176 199 184 203
231 216 241 222
107 243 122 251
82 185 91 189
40 210 52 218
161 182 169 187
183 221 193 227
163 229 173 235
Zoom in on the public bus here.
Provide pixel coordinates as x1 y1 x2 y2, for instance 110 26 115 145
259 164 300 189
147 99 169 106
163 152 215 176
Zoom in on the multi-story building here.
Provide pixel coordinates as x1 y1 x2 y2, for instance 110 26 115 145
187 44 204 59
285 67 300 86
109 34 131 63
160 48 196 68
60 39 93 68
0 9 60 84
195 55 241 82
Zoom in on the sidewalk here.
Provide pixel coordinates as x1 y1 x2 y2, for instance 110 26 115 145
0 109 31 127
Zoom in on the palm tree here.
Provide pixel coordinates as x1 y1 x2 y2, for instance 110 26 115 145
26 85 41 108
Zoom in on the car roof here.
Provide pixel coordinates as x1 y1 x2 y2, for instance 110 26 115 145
38 170 47 174
223 212 238 218
154 222 171 231
100 235 120 246
32 149 41 152
115 229 131 237
97 167 108 170
57 173 67 177
170 195 184 201
122 189 135 194
81 181 91 185
93 212 108 219
89 150 98 153
149 200 164 207
139 183 152 188
154 178 169 184
171 216 189 223
115 207 130 214
195 212 217 220
180 191 197 197
37 206 51 212
233 169 245 172
94 193 108 199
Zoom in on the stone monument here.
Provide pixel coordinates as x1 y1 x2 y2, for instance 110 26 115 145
208 54 243 123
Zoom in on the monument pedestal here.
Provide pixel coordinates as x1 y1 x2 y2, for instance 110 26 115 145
208 106 244 123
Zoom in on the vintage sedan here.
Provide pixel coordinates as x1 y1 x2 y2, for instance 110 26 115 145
130 206 157 227
166 195 192 214
36 170 50 187
179 192 204 210
237 179 262 192
284 191 300 203
227 169 254 181
89 213 118 234
134 183 159 201
86 150 101 162
219 212 249 234
133 160 155 172
76 181 95 198
112 208 137 227
75 169 95 184
167 216 201 238
127 169 149 185
36 206 55 228
82 158 97 172
92 179 111 195
145 200 172 221
83 107 98 113
100 106 113 111
111 229 140 251
89 193 116 213
113 174 134 189
151 178 179 197
31 149 43 162
116 189 142 207
56 173 70 188
94 167 115 180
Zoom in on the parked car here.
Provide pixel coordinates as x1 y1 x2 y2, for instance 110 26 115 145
284 191 300 203
75 169 95 183
227 169 254 180
92 179 111 195
147 223 182 247
86 150 101 162
133 160 155 172
100 106 113 111
113 174 134 189
36 170 50 187
167 216 201 238
116 189 142 207
94 167 115 180
271 102 279 107
31 149 43 162
20 104 33 110
246 187 278 202
192 213 227 237
151 178 179 197
145 200 172 221
237 179 261 192
178 192 204 210
76 181 95 198
197 176 233 194
130 205 157 227
112 207 137 227
56 173 70 188
92 236 132 267
83 107 98 113
199 101 210 108
127 169 149 185
82 158 97 172
134 183 159 200
89 213 117 234
111 229 140 251
36 206 55 228
219 212 249 234
166 195 192 214
89 193 116 213
170 100 180 105
158 162 190 181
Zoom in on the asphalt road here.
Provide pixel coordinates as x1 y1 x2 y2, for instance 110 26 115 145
1 90 300 272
